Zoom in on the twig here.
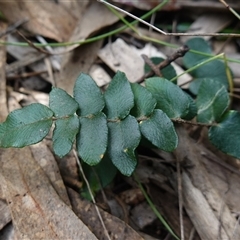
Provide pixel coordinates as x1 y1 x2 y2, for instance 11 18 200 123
98 0 240 37
158 45 189 68
141 54 162 77
229 93 240 100
73 150 111 240
137 45 189 83
36 35 61 71
172 118 215 127
7 70 47 80
16 30 52 55
6 54 45 73
98 0 166 35
219 0 240 21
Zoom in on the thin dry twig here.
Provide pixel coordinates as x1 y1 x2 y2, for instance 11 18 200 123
219 0 240 21
141 54 162 77
230 93 240 100
7 70 47 80
98 0 240 37
172 118 214 127
16 30 52 55
219 0 230 8
137 45 189 83
73 150 112 240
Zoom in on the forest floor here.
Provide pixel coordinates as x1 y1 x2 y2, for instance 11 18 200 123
0 1 240 239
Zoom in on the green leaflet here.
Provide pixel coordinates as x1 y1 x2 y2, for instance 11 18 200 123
144 57 177 83
139 109 178 151
49 87 79 117
184 37 229 91
53 116 79 158
0 67 238 181
74 73 105 116
131 83 156 118
145 77 194 119
104 71 134 120
196 79 229 123
49 87 80 157
183 38 212 67
107 115 141 176
0 103 53 147
209 111 240 159
77 113 108 165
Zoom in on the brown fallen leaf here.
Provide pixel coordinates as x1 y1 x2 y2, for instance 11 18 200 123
98 38 144 82
30 142 71 207
181 12 233 42
0 199 11 231
55 0 127 92
68 1 126 49
0 1 89 41
68 188 144 240
174 126 240 239
55 40 103 94
0 147 97 240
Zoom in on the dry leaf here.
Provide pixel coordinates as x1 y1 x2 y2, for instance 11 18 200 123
98 38 144 82
0 147 97 240
0 1 89 41
55 0 126 92
174 126 240 239
181 13 233 42
68 188 144 240
55 40 103 94
68 1 125 48
98 38 191 85
30 142 71 207
0 199 11 230
89 64 111 87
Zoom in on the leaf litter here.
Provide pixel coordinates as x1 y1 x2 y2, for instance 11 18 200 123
1 0 240 239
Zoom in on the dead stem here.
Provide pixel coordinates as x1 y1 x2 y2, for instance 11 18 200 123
73 150 112 240
172 118 216 127
137 45 189 83
99 0 240 37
